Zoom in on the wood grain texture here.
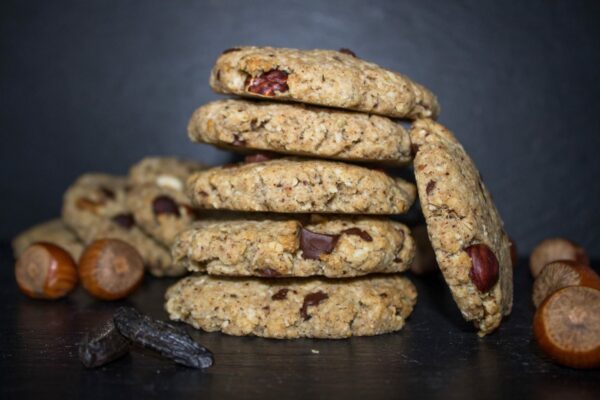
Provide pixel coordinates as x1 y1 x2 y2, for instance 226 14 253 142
1 243 599 399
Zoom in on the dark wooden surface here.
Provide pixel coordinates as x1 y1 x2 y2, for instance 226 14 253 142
1 243 598 400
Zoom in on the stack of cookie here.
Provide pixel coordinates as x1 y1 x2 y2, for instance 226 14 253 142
165 47 440 339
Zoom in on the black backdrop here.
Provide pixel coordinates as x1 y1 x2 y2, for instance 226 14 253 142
1 0 599 257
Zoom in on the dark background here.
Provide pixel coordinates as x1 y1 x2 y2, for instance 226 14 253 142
1 2 600 399
1 0 600 257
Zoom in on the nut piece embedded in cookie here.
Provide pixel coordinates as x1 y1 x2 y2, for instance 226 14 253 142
209 46 439 119
187 99 413 165
410 119 513 336
187 158 416 215
165 274 417 339
172 216 415 278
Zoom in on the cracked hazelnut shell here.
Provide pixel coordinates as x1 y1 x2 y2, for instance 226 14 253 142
78 239 144 300
15 242 78 300
533 286 600 369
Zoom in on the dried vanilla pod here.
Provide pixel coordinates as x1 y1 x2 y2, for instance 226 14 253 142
79 320 130 368
113 307 213 369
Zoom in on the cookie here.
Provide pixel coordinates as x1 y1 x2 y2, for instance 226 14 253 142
126 183 198 246
187 158 416 214
173 215 414 278
128 156 206 190
188 99 412 165
410 119 513 335
210 46 439 119
165 274 417 339
61 173 182 277
12 219 84 260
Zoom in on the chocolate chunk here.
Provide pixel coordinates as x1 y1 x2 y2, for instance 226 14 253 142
339 48 357 57
426 180 436 195
341 228 373 242
222 47 241 54
99 187 115 199
152 195 181 217
112 213 135 229
271 288 289 301
232 133 246 147
246 69 289 96
299 228 340 260
244 153 272 163
300 291 329 320
257 268 282 278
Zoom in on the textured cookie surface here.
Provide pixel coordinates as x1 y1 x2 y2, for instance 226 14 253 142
189 99 412 165
126 157 204 247
61 173 180 277
128 156 205 189
12 219 84 260
210 46 439 119
126 183 198 247
187 158 416 214
165 274 417 339
173 216 414 278
411 119 513 335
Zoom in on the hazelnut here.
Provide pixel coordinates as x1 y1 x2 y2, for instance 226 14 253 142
15 242 78 300
532 260 600 307
465 243 499 293
78 239 144 301
529 238 589 277
533 286 600 369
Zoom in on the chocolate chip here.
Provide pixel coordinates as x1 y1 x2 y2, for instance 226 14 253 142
257 268 282 278
99 187 115 199
271 288 289 300
299 228 340 260
232 133 246 147
339 48 357 57
426 180 436 195
300 291 329 320
244 153 272 163
341 228 373 242
152 195 181 217
246 69 289 96
112 213 135 229
222 47 241 54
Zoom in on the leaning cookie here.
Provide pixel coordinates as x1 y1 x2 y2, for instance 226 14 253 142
172 216 414 278
12 219 84 260
61 173 181 277
128 156 206 190
187 157 416 214
411 119 513 336
126 183 198 246
189 99 412 165
210 46 439 119
165 274 417 339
